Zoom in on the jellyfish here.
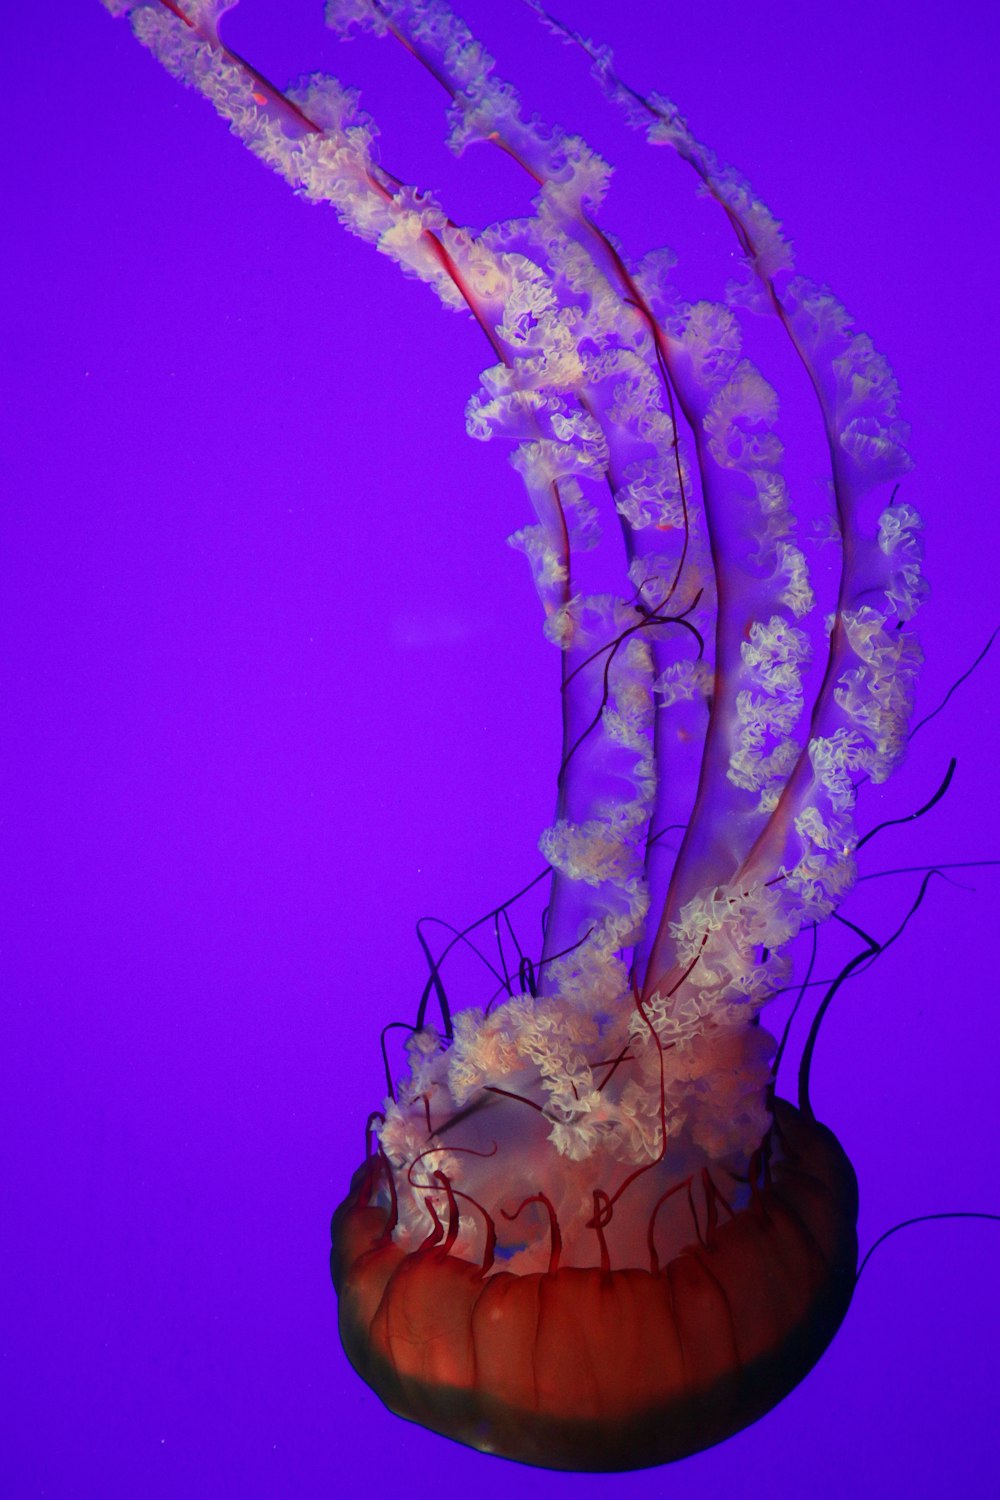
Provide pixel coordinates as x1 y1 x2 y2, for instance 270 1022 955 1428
105 0 932 1472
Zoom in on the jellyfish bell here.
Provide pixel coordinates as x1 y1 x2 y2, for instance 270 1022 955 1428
330 823 864 1469
105 0 925 1473
331 1045 859 1470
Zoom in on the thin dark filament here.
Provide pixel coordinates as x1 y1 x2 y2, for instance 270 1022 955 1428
483 1085 545 1113
587 1189 614 1273
369 1144 399 1242
413 868 551 1031
535 924 596 975
365 1110 386 1159
647 1177 695 1274
595 262 693 608
595 1045 635 1092
771 921 818 1093
563 590 703 692
502 1192 563 1274
450 1184 499 1274
700 1167 736 1247
407 1141 499 1187
417 1196 445 1251
666 935 708 997
557 607 704 789
857 758 956 850
856 1213 1000 1281
602 984 672 1214
799 869 942 1118
519 954 538 998
751 860 997 1008
646 821 689 848
379 1020 418 1101
493 904 527 997
431 1170 461 1255
911 627 998 739
857 859 1000 883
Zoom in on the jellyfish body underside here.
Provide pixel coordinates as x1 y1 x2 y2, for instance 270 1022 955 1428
331 1099 858 1471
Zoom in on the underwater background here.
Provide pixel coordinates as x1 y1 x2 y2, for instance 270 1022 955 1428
3 2 998 1495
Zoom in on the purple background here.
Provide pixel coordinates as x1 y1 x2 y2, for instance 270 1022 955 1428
4 2 998 1495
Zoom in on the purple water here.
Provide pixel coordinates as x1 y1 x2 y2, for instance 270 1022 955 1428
3 2 998 1495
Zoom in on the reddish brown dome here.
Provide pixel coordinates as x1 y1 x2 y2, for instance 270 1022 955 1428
331 1099 858 1471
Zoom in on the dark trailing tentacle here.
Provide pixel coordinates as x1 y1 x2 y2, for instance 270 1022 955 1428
647 1177 695 1274
433 1170 461 1255
770 923 818 1099
364 1110 386 1159
379 1021 417 1101
799 870 944 1118
502 1192 563 1274
857 758 956 850
587 1190 614 1274
450 1187 499 1275
911 626 998 739
856 1212 1000 1281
